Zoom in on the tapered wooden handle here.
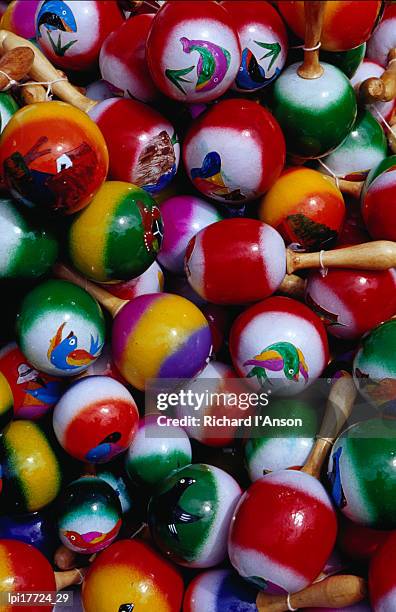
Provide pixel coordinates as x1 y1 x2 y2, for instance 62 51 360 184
326 177 364 199
20 82 47 104
297 1 326 79
0 46 34 89
54 568 87 591
53 263 127 319
302 371 356 478
256 575 367 611
360 48 396 103
287 240 396 274
0 30 96 112
277 274 306 300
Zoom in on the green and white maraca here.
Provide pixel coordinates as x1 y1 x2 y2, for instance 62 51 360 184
0 92 18 132
328 418 396 529
0 198 58 279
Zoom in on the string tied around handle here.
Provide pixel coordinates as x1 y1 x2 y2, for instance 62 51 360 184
287 593 298 612
319 250 328 277
19 77 68 100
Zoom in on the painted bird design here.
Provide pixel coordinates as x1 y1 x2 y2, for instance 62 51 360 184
243 342 309 387
36 0 77 37
179 37 230 93
191 152 245 201
150 477 203 541
236 48 280 90
329 447 347 509
85 432 122 463
47 323 102 371
63 518 122 552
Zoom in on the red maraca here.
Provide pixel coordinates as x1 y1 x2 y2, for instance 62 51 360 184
339 518 390 563
369 532 396 611
228 373 357 593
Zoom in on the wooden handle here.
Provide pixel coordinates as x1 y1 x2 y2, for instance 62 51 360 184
287 240 396 274
302 372 356 478
327 177 364 199
20 82 47 104
277 274 306 300
0 30 96 112
54 567 87 591
0 46 34 89
54 545 78 571
256 574 367 612
297 1 326 79
360 48 396 103
53 263 127 319
388 108 396 154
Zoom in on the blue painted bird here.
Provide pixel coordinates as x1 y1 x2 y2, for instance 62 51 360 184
329 446 347 509
36 0 77 38
47 323 102 372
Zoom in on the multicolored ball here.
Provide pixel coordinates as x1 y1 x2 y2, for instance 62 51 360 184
0 540 56 612
0 0 40 39
0 342 63 420
0 198 58 279
99 14 158 102
158 194 222 274
222 0 287 92
361 156 396 241
305 268 396 341
183 98 285 203
183 569 259 612
259 167 345 251
1 420 62 513
148 463 241 567
35 0 124 71
185 218 286 305
53 375 139 464
97 470 132 515
369 531 396 612
353 319 396 408
125 416 192 487
68 181 163 283
112 293 212 391
230 296 329 395
57 476 122 554
146 0 241 102
0 371 13 432
367 3 396 68
328 418 396 529
88 98 179 195
16 279 105 378
272 62 357 159
244 399 318 481
0 101 109 215
228 470 337 593
0 92 19 132
97 261 164 301
82 539 184 612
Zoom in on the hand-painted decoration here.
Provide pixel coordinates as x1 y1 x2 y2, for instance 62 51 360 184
68 181 163 283
88 98 179 195
230 296 329 394
16 279 105 377
146 0 241 102
57 476 122 554
148 463 241 567
35 0 124 71
0 102 108 215
53 375 139 464
183 99 285 203
0 342 63 420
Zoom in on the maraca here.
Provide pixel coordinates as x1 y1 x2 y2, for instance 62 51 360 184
0 198 58 279
35 0 124 71
0 0 40 40
82 539 184 612
99 13 158 102
0 92 19 132
146 0 241 103
361 156 396 241
221 0 288 92
0 101 109 215
278 1 382 52
230 296 329 394
367 3 396 68
228 373 357 592
97 261 164 300
259 168 345 251
16 279 105 377
68 181 163 282
125 415 192 487
57 476 122 554
53 375 139 463
351 60 395 124
305 268 396 340
0 342 64 420
319 110 387 182
244 398 318 481
1 420 62 513
0 512 58 559
97 470 132 515
272 1 357 159
369 531 396 611
0 371 13 431
338 517 390 563
54 264 212 391
183 98 285 203
353 319 396 407
183 568 259 611
320 43 366 79
328 418 396 529
158 194 222 275
148 463 241 567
